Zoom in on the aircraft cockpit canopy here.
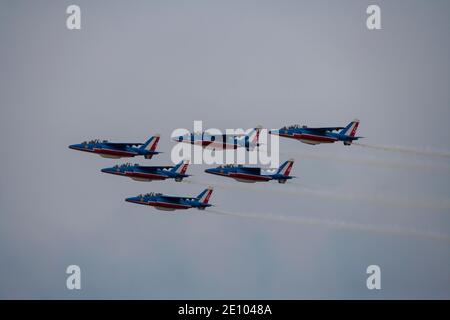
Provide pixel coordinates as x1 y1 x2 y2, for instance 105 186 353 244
118 163 133 168
86 139 102 144
219 164 243 168
144 192 163 197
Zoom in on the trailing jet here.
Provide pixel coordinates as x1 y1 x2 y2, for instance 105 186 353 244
68 135 160 159
101 160 190 182
205 159 295 183
270 119 362 145
173 126 262 150
125 187 214 211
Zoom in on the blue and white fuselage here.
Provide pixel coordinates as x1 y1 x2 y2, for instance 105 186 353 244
173 126 262 151
125 187 214 211
69 135 161 159
205 159 295 183
270 119 362 146
101 160 190 182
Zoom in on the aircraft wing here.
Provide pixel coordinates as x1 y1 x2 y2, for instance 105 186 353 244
304 127 344 132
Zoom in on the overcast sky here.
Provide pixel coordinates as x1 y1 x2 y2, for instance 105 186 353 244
1 0 449 299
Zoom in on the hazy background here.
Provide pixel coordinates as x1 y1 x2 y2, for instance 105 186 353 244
1 0 449 299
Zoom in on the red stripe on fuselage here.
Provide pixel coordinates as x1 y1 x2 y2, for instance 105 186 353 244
93 148 136 156
147 201 191 209
128 200 191 209
125 172 166 180
293 133 337 142
229 172 271 181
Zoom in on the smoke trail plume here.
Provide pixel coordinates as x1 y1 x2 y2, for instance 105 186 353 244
354 142 450 159
258 146 450 173
279 150 450 173
187 179 450 211
207 208 450 242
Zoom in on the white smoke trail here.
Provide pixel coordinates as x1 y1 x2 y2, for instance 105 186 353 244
286 184 450 211
207 208 450 242
258 146 450 173
186 179 450 211
354 142 450 159
279 150 450 173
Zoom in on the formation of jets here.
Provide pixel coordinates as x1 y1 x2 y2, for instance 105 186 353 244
69 119 361 212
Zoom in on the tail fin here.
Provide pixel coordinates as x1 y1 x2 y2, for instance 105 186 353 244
141 134 160 152
276 159 294 176
196 186 214 204
246 125 262 146
171 160 190 175
340 119 360 137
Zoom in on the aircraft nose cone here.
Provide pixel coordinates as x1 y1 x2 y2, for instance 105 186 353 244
68 144 78 150
101 168 112 174
125 197 136 203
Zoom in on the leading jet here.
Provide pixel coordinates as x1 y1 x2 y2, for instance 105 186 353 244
125 187 214 211
173 126 262 151
68 135 161 159
270 119 362 145
205 159 295 183
101 160 190 182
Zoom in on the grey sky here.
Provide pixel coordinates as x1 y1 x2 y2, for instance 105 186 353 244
0 0 449 299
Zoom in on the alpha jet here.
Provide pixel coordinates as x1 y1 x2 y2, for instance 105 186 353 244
101 160 190 182
205 159 295 183
270 119 362 145
173 126 262 151
125 187 214 211
68 135 160 159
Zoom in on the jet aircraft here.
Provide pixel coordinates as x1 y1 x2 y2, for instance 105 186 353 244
69 135 160 159
101 160 190 182
173 126 262 150
205 159 295 183
125 187 214 211
270 119 362 145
